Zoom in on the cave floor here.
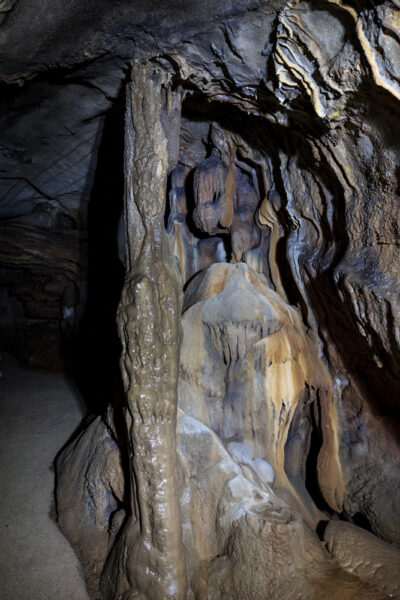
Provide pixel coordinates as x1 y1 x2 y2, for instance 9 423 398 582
0 353 90 600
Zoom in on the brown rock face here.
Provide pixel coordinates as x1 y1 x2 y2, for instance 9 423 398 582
99 62 187 600
179 262 340 526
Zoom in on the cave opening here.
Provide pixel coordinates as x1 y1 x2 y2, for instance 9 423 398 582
71 86 125 415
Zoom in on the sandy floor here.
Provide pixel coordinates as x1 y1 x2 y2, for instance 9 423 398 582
0 353 90 600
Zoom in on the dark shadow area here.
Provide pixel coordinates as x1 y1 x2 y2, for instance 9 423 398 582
352 511 372 531
316 519 329 541
305 394 334 514
296 130 400 428
306 263 400 429
71 87 125 416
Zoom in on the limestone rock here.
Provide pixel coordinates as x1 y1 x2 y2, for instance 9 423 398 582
56 413 126 598
324 521 400 599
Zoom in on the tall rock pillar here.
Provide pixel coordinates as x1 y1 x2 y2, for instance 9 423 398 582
101 60 186 600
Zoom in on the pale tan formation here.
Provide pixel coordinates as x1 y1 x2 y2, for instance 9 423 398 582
57 260 394 600
178 262 343 527
175 262 379 599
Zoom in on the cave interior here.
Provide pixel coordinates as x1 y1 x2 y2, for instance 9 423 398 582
1 1 400 598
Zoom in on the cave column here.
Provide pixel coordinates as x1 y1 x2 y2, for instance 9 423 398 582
115 60 186 600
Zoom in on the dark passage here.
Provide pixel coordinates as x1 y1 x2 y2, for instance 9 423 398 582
72 89 125 415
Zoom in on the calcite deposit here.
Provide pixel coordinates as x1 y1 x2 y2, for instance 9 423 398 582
56 54 400 598
0 0 399 598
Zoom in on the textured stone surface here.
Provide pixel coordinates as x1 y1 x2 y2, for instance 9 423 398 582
324 521 400 599
56 412 126 598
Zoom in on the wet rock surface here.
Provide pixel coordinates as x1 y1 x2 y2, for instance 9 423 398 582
1 1 399 598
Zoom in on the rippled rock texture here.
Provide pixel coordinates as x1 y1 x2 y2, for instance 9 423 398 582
1 0 399 598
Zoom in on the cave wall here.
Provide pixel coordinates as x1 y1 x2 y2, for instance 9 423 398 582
0 58 126 371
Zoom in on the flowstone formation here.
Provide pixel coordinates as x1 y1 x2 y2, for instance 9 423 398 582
56 59 400 600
